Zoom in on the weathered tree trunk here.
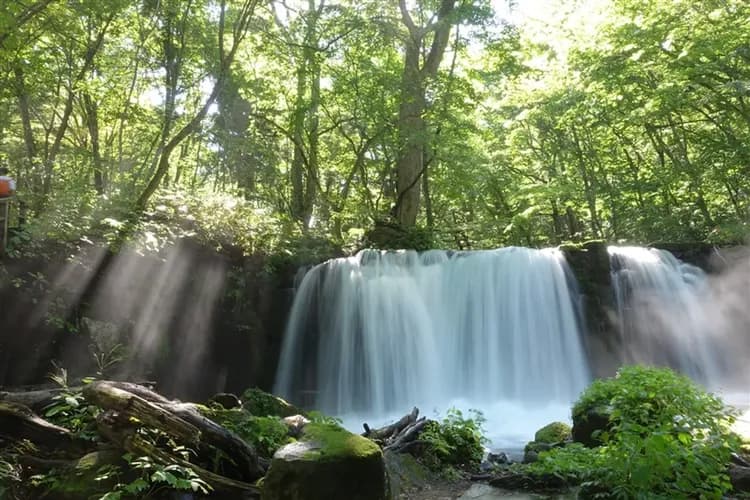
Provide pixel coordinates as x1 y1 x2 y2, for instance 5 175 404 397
0 402 88 453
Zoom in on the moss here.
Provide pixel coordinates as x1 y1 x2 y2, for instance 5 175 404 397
242 387 302 418
200 406 292 458
534 422 572 444
262 424 388 500
302 423 380 461
241 388 295 417
557 239 606 253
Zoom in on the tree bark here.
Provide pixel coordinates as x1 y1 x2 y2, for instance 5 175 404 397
394 0 457 227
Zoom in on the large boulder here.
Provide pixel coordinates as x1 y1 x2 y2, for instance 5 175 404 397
262 423 389 500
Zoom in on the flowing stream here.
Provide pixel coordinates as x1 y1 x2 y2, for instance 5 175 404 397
274 247 591 451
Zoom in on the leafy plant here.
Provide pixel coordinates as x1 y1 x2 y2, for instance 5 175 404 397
43 367 100 441
307 410 343 426
529 366 739 498
99 454 211 500
203 407 292 458
421 408 487 472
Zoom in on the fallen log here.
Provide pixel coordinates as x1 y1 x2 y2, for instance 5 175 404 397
0 388 66 412
82 381 200 446
159 401 265 479
97 410 260 497
84 381 264 481
0 401 89 454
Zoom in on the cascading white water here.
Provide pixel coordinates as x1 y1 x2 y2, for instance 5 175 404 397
608 246 726 386
274 247 591 449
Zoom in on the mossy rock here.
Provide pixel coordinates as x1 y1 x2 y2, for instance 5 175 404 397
242 387 303 418
262 423 389 500
534 422 572 444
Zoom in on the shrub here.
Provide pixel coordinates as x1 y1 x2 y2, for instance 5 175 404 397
530 366 739 498
203 407 292 458
421 408 487 472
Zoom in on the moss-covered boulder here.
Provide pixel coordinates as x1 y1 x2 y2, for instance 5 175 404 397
262 423 389 500
523 422 572 463
242 387 302 418
534 422 571 444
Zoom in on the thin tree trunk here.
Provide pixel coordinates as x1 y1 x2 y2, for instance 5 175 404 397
83 93 104 194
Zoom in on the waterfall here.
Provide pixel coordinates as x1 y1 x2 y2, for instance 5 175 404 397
608 246 728 387
274 247 591 448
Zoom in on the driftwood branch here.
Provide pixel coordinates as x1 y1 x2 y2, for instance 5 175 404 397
363 407 433 454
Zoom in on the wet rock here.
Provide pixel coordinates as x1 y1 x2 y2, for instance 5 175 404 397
487 452 509 465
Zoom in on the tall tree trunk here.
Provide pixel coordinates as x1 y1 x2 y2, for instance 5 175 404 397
394 0 457 228
394 37 425 227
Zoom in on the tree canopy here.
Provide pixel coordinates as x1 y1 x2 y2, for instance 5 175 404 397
1 0 748 253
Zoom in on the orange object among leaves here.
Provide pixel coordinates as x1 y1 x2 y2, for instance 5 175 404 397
0 179 12 197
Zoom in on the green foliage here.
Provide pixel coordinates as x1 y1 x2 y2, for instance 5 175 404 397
203 407 292 459
530 366 739 498
523 443 606 483
363 222 435 251
421 408 487 473
241 387 302 418
99 454 211 500
307 410 344 426
43 370 100 441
